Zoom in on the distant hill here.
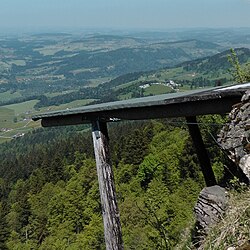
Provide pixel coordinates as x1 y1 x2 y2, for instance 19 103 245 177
102 47 250 88
131 28 250 48
31 33 72 37
179 47 250 72
2 47 249 109
151 39 221 50
33 47 250 108
7 38 222 78
0 34 224 106
1 30 250 145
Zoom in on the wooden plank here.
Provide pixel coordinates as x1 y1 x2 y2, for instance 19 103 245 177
91 120 123 250
186 116 217 186
33 85 248 123
41 97 241 127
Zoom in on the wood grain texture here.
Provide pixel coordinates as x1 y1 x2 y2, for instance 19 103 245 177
92 120 123 250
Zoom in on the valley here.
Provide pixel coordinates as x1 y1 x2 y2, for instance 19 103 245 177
0 26 249 249
1 28 250 143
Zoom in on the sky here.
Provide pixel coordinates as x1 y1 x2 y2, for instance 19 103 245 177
0 0 250 32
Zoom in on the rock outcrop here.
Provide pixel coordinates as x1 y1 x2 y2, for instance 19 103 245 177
194 185 228 234
218 89 250 181
193 89 249 247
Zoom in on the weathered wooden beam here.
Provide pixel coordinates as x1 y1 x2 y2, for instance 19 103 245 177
91 120 123 250
186 116 217 187
40 97 240 127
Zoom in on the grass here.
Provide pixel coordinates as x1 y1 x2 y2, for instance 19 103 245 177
34 45 65 56
0 99 45 143
0 119 40 143
38 99 96 113
34 43 90 56
114 80 138 90
0 107 15 127
70 67 99 75
198 188 250 250
144 84 173 96
159 67 185 79
86 77 113 87
9 60 26 66
3 100 39 115
0 98 95 144
0 107 19 142
0 91 22 103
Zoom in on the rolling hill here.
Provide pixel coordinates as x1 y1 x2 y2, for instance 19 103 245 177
0 34 223 105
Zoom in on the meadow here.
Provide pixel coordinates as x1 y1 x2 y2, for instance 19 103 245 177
0 91 22 103
0 98 96 143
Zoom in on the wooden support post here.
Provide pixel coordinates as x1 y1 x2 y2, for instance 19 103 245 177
186 116 217 187
91 120 123 250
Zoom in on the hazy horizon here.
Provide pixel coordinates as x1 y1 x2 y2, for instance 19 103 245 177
0 0 250 34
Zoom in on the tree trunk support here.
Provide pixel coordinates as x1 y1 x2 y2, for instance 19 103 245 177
186 116 217 187
91 120 123 250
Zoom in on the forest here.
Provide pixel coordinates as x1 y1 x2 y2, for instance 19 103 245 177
0 114 232 249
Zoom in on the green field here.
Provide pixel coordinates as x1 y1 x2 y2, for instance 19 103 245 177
114 80 138 90
144 84 173 96
0 107 15 143
3 100 39 115
38 99 96 113
0 118 40 143
9 60 26 66
0 107 15 127
85 77 113 87
0 98 96 143
0 91 22 103
155 67 185 79
2 98 95 121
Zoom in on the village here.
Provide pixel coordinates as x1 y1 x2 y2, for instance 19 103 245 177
139 79 181 90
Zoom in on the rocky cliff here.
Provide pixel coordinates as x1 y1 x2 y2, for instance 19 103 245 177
218 89 250 181
193 89 250 249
